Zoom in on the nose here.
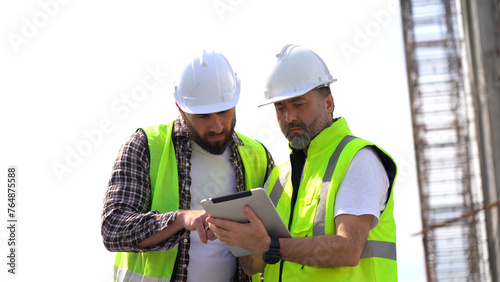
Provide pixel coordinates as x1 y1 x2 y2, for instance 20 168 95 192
284 107 298 123
209 116 223 133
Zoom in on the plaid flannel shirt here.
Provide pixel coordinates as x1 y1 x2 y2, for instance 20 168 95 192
102 116 274 282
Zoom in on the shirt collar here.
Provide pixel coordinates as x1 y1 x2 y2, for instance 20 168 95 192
173 115 189 139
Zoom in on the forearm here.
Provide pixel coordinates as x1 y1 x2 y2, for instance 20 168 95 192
135 212 184 249
136 208 217 250
278 215 373 267
102 208 182 252
279 235 363 267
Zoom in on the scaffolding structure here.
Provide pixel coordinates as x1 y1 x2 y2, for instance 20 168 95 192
400 0 490 281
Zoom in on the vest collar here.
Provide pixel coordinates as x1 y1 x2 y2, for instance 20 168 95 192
300 117 352 157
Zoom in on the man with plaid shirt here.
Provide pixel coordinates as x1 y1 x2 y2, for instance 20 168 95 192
101 50 273 282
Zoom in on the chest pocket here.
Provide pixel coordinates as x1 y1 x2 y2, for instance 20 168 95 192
293 193 320 236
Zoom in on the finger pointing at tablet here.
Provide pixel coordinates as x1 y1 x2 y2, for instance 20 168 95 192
207 206 272 254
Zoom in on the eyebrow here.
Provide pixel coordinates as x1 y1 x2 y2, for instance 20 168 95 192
286 97 306 104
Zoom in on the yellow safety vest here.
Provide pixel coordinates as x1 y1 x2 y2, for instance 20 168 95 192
264 117 397 281
113 121 269 281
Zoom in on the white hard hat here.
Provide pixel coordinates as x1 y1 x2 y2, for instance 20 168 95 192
259 44 337 107
174 49 240 114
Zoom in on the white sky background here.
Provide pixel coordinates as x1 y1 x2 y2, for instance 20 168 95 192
0 0 425 281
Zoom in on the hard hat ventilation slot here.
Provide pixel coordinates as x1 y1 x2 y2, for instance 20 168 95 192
183 97 197 106
200 50 209 67
294 81 305 92
221 91 232 102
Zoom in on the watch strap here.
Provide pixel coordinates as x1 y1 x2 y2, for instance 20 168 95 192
263 236 281 264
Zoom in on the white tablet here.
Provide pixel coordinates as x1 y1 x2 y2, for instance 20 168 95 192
201 188 291 257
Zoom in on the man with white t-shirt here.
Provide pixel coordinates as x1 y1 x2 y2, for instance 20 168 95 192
208 45 398 281
101 50 274 282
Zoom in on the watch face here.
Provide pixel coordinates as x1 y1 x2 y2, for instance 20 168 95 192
263 252 281 264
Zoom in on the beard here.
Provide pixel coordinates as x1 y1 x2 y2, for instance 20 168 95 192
282 110 331 150
186 116 236 155
283 122 311 150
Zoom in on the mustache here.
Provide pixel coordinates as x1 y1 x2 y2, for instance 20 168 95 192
205 130 228 137
285 122 307 133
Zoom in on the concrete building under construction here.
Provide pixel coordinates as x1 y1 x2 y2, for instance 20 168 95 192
400 0 500 281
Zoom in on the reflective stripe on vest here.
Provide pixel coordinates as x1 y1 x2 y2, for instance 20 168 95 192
314 135 357 236
268 167 289 207
360 240 397 260
269 135 396 261
114 265 171 282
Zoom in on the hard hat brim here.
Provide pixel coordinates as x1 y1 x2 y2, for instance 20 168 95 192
258 79 337 107
258 91 304 107
176 89 240 114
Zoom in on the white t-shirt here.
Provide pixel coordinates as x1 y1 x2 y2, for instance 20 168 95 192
334 147 390 229
187 141 236 282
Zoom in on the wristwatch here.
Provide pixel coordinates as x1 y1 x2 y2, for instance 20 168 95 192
263 236 281 264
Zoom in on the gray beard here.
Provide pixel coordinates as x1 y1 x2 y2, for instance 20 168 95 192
288 132 311 150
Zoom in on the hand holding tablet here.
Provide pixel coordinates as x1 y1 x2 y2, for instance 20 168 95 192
201 188 291 257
